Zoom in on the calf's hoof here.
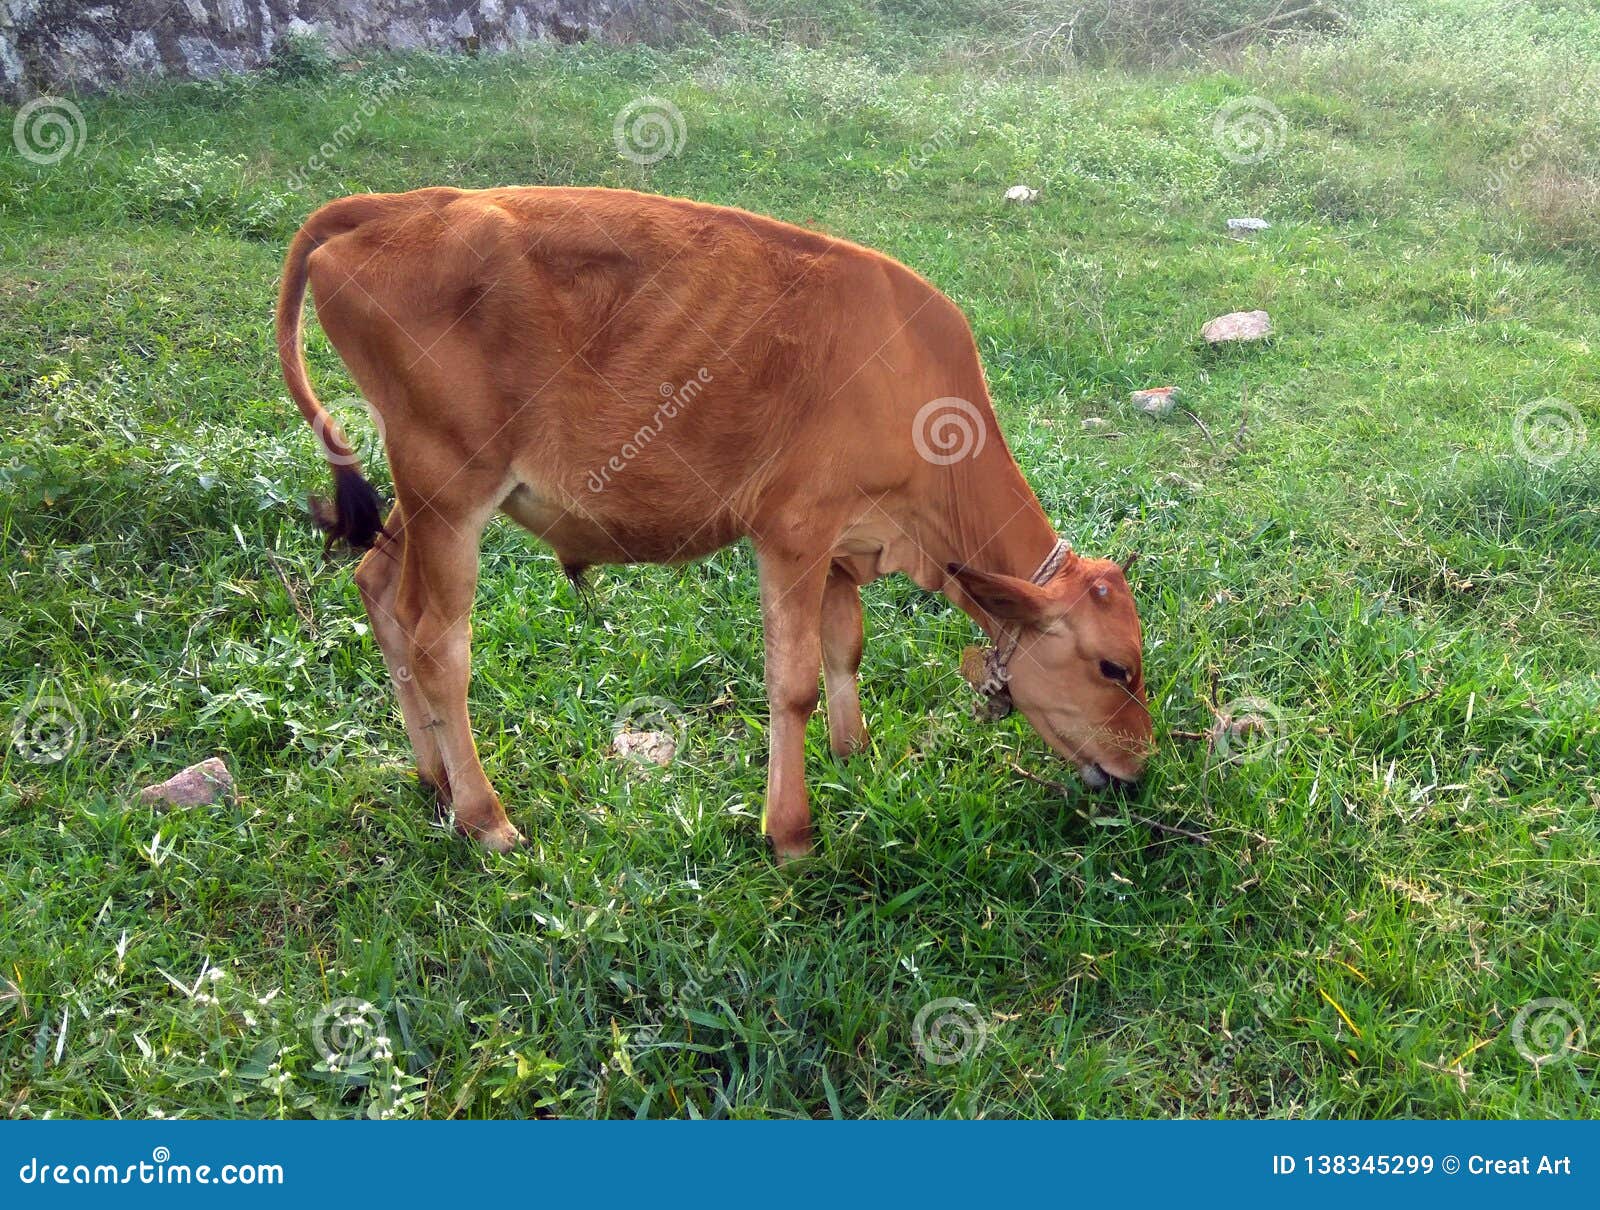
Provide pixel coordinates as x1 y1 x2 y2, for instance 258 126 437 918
452 803 524 853
767 829 814 864
475 821 525 854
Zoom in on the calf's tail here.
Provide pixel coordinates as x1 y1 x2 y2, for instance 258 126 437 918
275 197 389 550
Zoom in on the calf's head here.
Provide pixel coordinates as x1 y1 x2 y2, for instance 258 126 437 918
952 555 1151 789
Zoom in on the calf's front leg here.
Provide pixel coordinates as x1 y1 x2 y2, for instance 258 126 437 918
755 547 830 860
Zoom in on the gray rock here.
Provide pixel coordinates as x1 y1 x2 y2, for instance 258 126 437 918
139 757 235 808
1130 386 1180 417
122 30 160 74
1 1 637 100
1227 217 1271 231
1201 310 1273 344
612 729 677 766
218 0 250 34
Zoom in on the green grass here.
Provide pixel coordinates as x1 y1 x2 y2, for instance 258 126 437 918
2 1 1597 1118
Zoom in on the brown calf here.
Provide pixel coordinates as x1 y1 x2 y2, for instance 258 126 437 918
276 187 1151 858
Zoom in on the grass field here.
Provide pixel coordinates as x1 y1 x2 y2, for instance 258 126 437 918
2 0 1597 1118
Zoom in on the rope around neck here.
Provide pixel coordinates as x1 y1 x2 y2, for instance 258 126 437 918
971 538 1073 720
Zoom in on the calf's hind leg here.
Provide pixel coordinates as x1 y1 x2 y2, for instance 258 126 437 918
392 499 523 853
821 564 869 757
353 504 451 804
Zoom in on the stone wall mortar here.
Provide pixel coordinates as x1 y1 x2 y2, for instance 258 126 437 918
2 1 644 100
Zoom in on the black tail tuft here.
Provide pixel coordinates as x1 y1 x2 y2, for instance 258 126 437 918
309 464 385 552
562 561 598 606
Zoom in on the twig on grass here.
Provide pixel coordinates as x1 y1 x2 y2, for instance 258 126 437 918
1008 762 1211 845
1182 407 1219 450
1393 687 1440 713
266 551 316 637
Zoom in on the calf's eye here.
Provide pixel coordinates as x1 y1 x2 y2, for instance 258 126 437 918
1099 659 1129 682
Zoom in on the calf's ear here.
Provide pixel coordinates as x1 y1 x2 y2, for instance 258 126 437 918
946 563 1056 626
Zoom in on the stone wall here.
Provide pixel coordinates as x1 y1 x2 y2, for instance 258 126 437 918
1 1 644 101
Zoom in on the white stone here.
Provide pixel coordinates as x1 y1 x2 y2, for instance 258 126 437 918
121 30 161 74
1201 310 1272 344
139 757 235 808
1130 386 1180 417
613 730 677 766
